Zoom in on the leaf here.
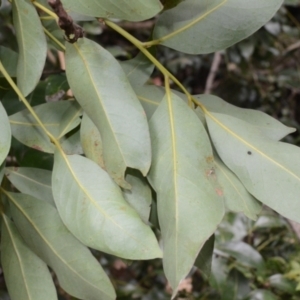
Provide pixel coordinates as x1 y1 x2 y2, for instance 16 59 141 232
153 0 283 54
148 92 224 295
0 46 18 77
61 0 163 22
1 214 57 300
0 163 4 184
0 102 11 165
245 289 279 300
5 167 55 206
7 192 116 300
214 152 262 220
65 38 151 188
161 0 185 10
268 274 296 294
210 252 252 299
134 85 165 119
206 112 300 223
194 235 215 277
45 74 70 102
52 151 162 260
123 169 152 223
12 0 47 96
9 101 82 153
254 215 286 229
134 85 187 120
197 95 295 140
61 130 83 155
121 51 155 88
80 113 105 169
218 241 265 271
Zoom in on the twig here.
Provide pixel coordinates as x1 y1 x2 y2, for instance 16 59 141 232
204 51 222 94
47 0 83 43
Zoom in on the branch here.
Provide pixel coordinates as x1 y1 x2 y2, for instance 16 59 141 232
47 0 83 43
204 51 222 94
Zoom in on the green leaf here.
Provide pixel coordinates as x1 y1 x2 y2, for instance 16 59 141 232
61 0 163 21
135 85 165 119
254 215 286 229
134 85 187 120
161 0 185 10
65 38 151 188
1 214 57 300
219 241 265 271
245 289 279 300
61 130 83 155
0 102 11 165
194 235 215 277
7 192 116 300
214 152 262 220
197 95 295 140
0 46 18 77
80 113 105 169
52 151 162 260
153 0 283 54
210 254 250 299
5 167 55 206
45 74 70 102
268 274 296 294
121 51 155 88
206 112 300 223
148 92 224 295
12 0 47 96
9 101 82 153
0 163 4 184
123 169 152 223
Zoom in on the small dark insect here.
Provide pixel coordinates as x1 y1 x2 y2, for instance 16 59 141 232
247 151 252 155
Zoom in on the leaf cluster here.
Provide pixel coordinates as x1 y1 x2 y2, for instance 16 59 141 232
0 0 299 299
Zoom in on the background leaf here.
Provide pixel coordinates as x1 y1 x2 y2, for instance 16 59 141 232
194 235 215 277
61 0 163 22
123 169 152 223
0 102 11 165
245 289 279 300
9 101 81 153
1 214 57 300
121 51 155 88
5 167 55 206
148 92 224 294
206 112 300 223
153 0 283 54
7 192 116 300
12 0 47 96
65 38 151 188
218 241 265 271
135 85 164 119
0 46 18 77
80 113 104 169
52 151 162 260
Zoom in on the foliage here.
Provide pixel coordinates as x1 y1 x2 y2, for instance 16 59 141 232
0 0 300 299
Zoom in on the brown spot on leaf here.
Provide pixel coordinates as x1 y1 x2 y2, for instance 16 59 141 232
206 156 214 164
215 188 223 197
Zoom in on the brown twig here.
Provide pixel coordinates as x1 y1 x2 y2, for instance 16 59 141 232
204 51 222 94
47 0 83 43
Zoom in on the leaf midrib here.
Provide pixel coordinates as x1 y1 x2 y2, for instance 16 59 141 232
158 0 227 43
